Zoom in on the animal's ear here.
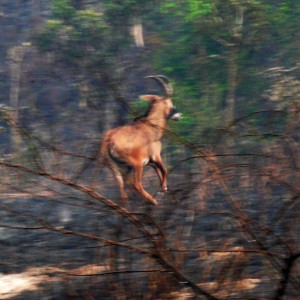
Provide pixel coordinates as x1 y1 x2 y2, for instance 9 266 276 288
139 95 160 102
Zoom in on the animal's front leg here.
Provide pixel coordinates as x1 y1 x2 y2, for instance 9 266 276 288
149 158 168 192
133 165 158 205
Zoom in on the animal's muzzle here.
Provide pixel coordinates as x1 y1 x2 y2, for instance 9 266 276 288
169 108 182 121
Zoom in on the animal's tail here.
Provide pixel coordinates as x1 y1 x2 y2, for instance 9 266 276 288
98 139 106 166
98 131 113 166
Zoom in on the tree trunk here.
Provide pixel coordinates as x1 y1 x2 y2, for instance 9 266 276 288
8 45 26 150
131 16 144 47
224 5 243 148
225 46 238 124
225 5 243 124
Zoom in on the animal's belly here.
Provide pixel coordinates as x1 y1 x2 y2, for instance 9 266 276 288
110 143 150 167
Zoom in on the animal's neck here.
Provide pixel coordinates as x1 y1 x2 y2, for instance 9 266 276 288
145 110 167 138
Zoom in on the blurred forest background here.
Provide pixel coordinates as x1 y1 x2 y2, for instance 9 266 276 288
0 0 299 299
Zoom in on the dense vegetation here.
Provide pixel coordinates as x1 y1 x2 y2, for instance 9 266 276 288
0 0 299 299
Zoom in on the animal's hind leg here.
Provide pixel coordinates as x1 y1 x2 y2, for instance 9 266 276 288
116 174 128 201
121 165 133 185
133 164 157 205
110 164 128 202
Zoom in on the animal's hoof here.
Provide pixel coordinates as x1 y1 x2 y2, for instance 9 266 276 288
152 199 158 205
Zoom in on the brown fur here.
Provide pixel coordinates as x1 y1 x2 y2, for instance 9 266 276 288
100 94 177 205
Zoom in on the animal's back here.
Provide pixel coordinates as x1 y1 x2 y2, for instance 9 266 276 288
101 122 159 166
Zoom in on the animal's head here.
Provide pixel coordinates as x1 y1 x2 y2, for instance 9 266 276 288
140 75 182 121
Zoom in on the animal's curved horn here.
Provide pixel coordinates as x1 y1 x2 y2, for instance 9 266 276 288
145 75 173 97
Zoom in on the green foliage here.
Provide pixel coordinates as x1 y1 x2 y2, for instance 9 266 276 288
37 0 115 69
103 0 154 14
129 98 150 120
36 0 300 145
145 0 300 144
52 0 76 21
103 0 157 28
160 0 212 20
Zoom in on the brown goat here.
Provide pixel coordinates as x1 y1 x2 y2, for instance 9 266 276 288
100 76 181 205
